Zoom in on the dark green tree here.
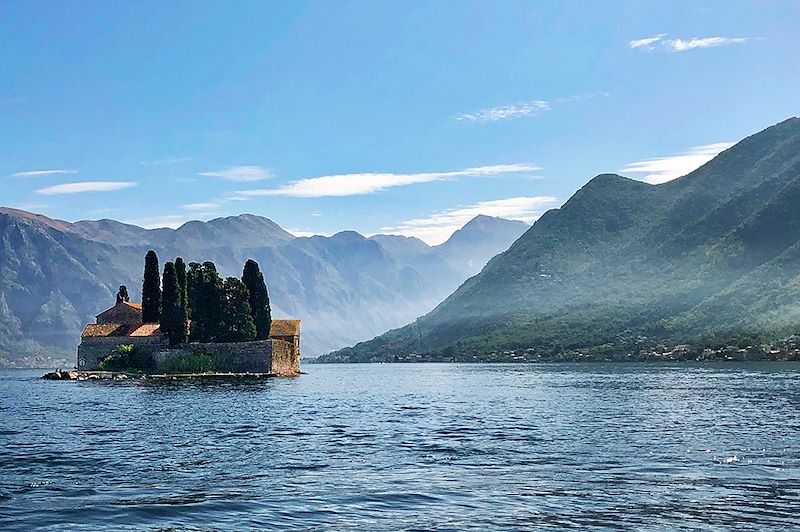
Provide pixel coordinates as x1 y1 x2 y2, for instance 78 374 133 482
160 261 187 345
218 277 257 342
189 262 224 342
187 261 202 316
175 257 188 311
174 257 189 334
241 259 272 340
142 250 161 323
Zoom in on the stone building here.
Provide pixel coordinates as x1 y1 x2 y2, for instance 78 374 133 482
77 299 301 375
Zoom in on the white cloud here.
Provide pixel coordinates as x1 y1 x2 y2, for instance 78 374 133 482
629 34 667 49
629 34 751 52
666 36 748 51
141 157 192 166
621 142 734 184
379 196 558 245
199 165 271 182
181 202 220 210
10 169 78 177
36 181 138 195
234 163 540 199
456 100 551 122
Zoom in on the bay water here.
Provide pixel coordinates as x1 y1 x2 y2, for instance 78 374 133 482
1 363 799 530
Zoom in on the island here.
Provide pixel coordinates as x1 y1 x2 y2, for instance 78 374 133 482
46 251 300 380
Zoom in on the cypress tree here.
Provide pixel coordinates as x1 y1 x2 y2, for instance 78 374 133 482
187 261 202 317
174 257 189 337
218 277 257 342
241 259 272 340
189 262 224 342
161 261 186 345
142 250 161 323
175 257 188 312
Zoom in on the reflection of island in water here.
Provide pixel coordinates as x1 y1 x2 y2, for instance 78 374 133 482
75 252 300 377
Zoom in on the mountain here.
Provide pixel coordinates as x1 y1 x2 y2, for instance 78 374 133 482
0 210 527 367
370 215 531 295
324 117 800 363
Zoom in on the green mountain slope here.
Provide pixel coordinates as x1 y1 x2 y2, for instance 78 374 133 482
324 117 800 362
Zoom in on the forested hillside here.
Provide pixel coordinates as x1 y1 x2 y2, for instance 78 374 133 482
325 118 800 362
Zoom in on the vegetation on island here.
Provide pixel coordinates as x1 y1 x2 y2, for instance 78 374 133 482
96 254 274 373
97 344 155 372
138 251 272 346
141 250 161 323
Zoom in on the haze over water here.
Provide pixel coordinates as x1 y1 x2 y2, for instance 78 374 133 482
2 363 799 530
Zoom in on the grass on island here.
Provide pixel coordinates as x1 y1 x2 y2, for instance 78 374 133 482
98 345 234 375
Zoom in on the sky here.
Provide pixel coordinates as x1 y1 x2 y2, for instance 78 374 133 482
2 1 799 244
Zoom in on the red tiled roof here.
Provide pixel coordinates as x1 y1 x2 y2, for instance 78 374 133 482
123 302 143 310
129 323 161 336
82 323 127 337
270 319 300 337
81 322 162 338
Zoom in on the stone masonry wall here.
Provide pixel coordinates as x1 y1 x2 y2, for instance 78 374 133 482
154 340 272 373
152 339 300 375
79 337 300 375
271 339 301 375
78 336 167 370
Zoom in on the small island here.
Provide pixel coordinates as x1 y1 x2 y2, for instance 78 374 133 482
46 251 300 380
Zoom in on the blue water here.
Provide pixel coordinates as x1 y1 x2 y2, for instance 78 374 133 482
1 363 799 530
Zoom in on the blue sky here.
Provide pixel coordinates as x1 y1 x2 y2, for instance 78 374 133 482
2 1 799 243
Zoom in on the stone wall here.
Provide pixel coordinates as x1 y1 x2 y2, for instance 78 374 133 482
153 339 300 375
77 335 167 370
78 337 300 375
271 339 301 375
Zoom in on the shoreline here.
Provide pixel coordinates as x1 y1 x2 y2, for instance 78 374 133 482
40 370 293 381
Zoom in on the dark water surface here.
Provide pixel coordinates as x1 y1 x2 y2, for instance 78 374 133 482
1 363 799 530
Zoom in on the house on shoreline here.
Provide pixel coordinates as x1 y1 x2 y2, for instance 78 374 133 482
78 299 301 375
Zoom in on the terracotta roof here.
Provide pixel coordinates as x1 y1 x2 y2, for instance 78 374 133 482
81 322 162 338
96 301 143 318
82 323 127 337
129 323 161 336
270 319 300 337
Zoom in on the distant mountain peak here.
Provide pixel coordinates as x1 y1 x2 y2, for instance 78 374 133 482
0 207 76 233
461 214 530 231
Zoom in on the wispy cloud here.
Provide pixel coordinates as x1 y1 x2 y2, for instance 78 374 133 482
141 157 192 166
667 36 749 51
181 202 221 210
621 142 734 184
199 165 271 182
629 34 751 52
10 169 78 177
629 34 668 49
379 196 557 245
455 93 607 123
233 163 540 199
456 100 551 122
36 181 138 195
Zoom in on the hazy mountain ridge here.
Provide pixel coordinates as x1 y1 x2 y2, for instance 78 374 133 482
324 117 800 362
0 209 528 367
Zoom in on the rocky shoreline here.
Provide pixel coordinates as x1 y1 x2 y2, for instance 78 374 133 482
41 370 282 381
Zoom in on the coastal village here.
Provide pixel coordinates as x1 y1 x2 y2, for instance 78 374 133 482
46 251 300 380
